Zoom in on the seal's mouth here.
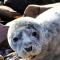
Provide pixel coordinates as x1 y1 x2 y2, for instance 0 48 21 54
24 46 32 52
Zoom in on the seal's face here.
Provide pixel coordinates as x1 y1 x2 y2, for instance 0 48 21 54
7 17 47 59
12 25 42 58
8 24 44 58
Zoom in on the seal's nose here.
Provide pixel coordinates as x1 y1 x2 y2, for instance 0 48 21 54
24 46 32 52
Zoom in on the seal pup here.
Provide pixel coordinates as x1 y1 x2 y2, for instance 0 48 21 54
7 5 60 60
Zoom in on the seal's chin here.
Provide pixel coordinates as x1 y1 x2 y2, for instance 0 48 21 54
27 54 38 59
18 53 37 59
17 50 40 59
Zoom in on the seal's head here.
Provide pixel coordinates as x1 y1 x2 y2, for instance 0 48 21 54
7 17 48 59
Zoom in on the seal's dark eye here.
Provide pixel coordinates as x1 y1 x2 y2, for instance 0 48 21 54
32 32 39 39
13 37 18 42
32 32 37 37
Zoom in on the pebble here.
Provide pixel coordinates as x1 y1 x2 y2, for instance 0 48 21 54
0 55 4 60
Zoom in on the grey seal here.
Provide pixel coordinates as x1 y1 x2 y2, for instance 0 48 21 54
7 5 60 60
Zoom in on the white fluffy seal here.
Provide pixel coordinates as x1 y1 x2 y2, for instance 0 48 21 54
7 5 60 60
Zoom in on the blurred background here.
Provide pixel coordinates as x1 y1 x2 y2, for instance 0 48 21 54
0 0 60 14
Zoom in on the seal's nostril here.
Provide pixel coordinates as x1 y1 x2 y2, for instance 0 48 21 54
25 46 32 52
